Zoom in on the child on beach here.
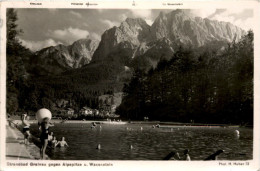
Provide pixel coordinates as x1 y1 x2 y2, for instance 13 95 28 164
56 137 69 147
21 113 31 145
39 117 54 159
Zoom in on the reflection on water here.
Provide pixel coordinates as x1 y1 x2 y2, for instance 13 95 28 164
30 123 253 160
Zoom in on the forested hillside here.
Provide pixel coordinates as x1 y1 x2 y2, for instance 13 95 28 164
117 31 253 124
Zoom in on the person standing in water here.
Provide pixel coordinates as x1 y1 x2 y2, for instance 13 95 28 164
39 117 54 159
22 113 31 145
48 132 54 144
51 137 58 148
56 137 69 147
183 149 191 161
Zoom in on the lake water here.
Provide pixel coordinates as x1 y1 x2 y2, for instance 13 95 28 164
30 123 253 160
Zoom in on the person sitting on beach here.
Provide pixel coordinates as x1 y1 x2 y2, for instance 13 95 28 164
21 113 31 145
39 117 54 160
56 137 69 147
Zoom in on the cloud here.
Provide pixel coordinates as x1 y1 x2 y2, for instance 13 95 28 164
131 9 152 19
233 18 254 31
20 38 62 51
100 19 120 28
97 9 104 13
207 9 254 31
83 22 89 28
191 9 216 18
47 27 89 44
47 9 58 14
191 9 253 31
119 13 128 21
89 32 101 41
130 9 154 25
69 11 82 18
207 9 227 19
145 19 153 26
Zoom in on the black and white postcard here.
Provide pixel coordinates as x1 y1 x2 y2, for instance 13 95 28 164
0 0 259 171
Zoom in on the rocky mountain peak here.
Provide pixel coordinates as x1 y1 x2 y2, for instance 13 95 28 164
124 18 149 27
151 9 245 46
155 9 193 23
33 38 99 75
69 38 99 63
92 18 152 62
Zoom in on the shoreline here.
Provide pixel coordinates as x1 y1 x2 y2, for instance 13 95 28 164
11 119 128 125
9 119 251 128
6 120 49 160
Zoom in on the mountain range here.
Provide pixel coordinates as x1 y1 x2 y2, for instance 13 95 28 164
93 10 244 63
30 9 246 88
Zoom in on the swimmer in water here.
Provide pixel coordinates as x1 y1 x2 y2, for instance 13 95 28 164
56 137 69 147
96 144 101 150
51 136 58 148
183 149 191 161
235 130 240 135
129 145 133 150
48 132 54 142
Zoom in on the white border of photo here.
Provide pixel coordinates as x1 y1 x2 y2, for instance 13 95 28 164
0 0 259 171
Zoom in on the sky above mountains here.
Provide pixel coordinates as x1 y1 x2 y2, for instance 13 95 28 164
15 9 253 51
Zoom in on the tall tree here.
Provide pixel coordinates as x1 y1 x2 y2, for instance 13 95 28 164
6 9 31 114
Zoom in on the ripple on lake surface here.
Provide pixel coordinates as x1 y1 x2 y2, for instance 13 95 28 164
30 123 253 160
